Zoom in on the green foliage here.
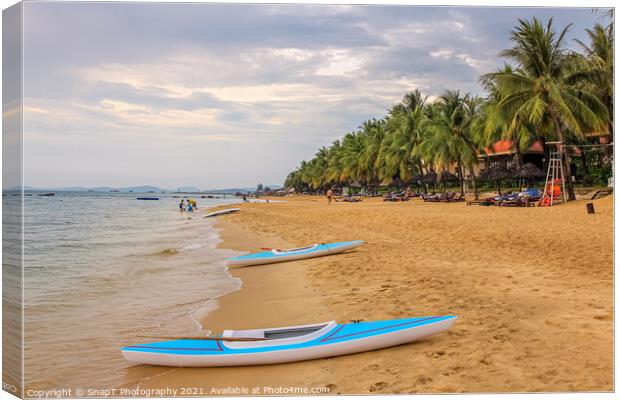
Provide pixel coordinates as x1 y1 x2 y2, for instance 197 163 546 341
284 17 613 198
588 165 613 186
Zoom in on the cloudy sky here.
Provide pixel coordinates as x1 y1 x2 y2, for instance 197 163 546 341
19 3 608 189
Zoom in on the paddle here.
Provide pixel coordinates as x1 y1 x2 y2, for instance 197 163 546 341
136 335 269 342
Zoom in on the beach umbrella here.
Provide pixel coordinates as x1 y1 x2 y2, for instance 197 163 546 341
392 177 405 189
421 171 438 184
411 174 423 192
438 171 459 192
439 171 459 183
421 171 438 192
487 164 512 194
513 163 545 179
513 162 545 190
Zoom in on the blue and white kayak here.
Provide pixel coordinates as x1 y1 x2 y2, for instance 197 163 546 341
203 208 240 218
225 240 363 267
121 315 457 367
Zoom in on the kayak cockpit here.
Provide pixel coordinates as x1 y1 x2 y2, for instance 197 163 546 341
264 325 328 339
223 321 336 349
271 244 319 255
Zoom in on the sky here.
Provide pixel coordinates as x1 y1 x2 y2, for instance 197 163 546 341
16 3 610 189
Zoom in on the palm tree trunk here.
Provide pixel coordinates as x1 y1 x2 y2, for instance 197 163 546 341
552 117 576 201
514 145 524 168
580 148 590 184
541 136 549 173
468 165 478 200
606 101 613 161
460 164 465 195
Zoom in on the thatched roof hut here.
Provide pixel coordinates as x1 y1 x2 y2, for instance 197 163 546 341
513 163 545 179
438 171 459 183
421 170 438 184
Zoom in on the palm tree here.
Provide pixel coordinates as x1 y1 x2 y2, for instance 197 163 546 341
481 65 541 170
359 119 386 190
325 139 344 186
379 91 428 185
483 17 608 200
571 22 614 147
340 131 366 185
418 90 480 196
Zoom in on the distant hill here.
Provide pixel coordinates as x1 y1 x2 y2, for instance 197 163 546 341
13 185 172 193
11 183 284 194
204 185 283 194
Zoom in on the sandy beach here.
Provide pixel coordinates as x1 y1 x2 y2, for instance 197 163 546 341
139 195 613 394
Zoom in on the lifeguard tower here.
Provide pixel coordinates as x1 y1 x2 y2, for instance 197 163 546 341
539 141 567 206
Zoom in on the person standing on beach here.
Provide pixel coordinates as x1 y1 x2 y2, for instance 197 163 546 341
326 189 334 205
179 199 185 212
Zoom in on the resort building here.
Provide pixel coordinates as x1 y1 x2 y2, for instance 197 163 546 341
477 140 545 172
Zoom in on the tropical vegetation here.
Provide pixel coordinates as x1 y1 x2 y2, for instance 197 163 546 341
285 15 613 202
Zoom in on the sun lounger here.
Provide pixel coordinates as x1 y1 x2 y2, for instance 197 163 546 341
466 199 492 206
586 188 613 200
445 192 465 202
498 194 532 207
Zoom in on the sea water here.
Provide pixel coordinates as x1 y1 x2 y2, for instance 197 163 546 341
6 191 243 392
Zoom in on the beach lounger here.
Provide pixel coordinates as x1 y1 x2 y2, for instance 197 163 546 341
445 192 465 202
586 188 613 200
499 194 531 207
466 199 492 206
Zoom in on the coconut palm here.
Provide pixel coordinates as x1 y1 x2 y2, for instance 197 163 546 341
571 22 614 144
483 17 608 200
418 90 480 196
325 140 344 185
340 131 366 185
481 65 541 170
379 91 428 185
359 119 386 189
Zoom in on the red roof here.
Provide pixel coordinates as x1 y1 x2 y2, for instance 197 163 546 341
483 140 544 156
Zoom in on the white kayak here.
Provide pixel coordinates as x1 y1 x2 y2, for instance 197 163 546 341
121 315 457 367
203 208 240 218
225 240 363 267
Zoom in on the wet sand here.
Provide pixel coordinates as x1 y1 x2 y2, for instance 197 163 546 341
139 195 613 394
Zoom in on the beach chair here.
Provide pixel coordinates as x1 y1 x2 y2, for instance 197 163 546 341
588 188 613 200
499 194 531 207
466 197 493 206
446 192 465 202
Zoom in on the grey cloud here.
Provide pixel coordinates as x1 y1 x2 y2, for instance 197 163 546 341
19 3 609 188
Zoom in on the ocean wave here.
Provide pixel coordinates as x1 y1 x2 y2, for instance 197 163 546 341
180 243 205 252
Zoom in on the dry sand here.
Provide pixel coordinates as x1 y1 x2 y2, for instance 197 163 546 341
139 195 613 394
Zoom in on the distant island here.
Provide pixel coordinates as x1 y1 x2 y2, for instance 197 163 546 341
7 184 284 194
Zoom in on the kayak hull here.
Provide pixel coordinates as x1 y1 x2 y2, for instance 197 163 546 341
121 316 456 367
226 240 363 267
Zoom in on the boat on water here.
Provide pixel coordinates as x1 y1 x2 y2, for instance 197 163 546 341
137 197 159 200
203 208 241 218
121 315 456 367
226 240 363 267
